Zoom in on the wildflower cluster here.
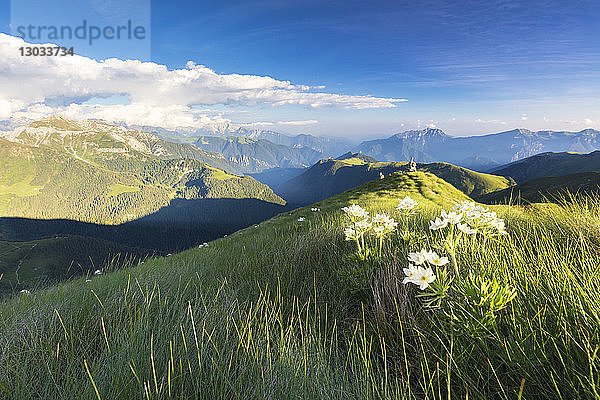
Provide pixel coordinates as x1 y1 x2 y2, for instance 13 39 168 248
427 201 509 275
403 249 447 289
397 195 419 214
429 201 508 236
342 204 398 258
340 197 517 336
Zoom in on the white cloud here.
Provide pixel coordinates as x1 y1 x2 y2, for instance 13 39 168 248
584 118 595 126
277 120 319 126
416 119 438 129
0 34 406 129
475 118 507 125
521 114 528 121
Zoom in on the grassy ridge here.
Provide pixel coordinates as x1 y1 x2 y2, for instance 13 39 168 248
280 157 512 205
0 172 599 398
491 150 600 183
420 162 515 198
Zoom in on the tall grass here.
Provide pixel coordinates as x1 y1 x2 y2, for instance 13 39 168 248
0 173 599 399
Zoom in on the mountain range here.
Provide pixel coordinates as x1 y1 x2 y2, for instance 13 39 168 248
2 116 600 295
355 127 600 171
134 124 354 163
192 135 323 172
0 116 283 223
108 123 600 177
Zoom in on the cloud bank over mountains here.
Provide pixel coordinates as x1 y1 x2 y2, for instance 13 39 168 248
0 34 406 131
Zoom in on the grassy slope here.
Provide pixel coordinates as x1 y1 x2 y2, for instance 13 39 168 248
480 171 600 204
0 171 598 398
0 236 154 296
491 150 600 184
420 162 515 198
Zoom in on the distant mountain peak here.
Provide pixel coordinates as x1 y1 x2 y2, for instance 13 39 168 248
393 127 449 140
29 115 84 131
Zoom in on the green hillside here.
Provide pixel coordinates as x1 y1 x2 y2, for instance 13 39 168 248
279 157 513 204
491 150 600 183
480 171 600 204
420 162 515 198
0 120 284 224
0 117 288 296
0 171 598 398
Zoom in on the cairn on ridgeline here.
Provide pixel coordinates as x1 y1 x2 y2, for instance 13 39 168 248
408 157 417 172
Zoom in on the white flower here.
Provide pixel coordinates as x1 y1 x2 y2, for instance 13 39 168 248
311 208 320 212
415 266 436 290
20 289 31 294
372 213 390 224
373 225 385 237
465 210 481 220
167 254 172 257
402 264 419 284
344 227 357 241
441 210 463 224
372 214 397 230
480 211 498 223
297 217 306 222
429 217 448 230
491 218 509 234
384 219 398 231
342 204 369 219
397 196 418 211
489 218 505 230
94 270 102 275
453 200 475 213
454 201 489 215
355 219 372 232
408 249 428 265
85 279 92 283
457 223 478 235
426 252 449 266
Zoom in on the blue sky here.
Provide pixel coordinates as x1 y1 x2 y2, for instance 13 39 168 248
1 0 599 138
